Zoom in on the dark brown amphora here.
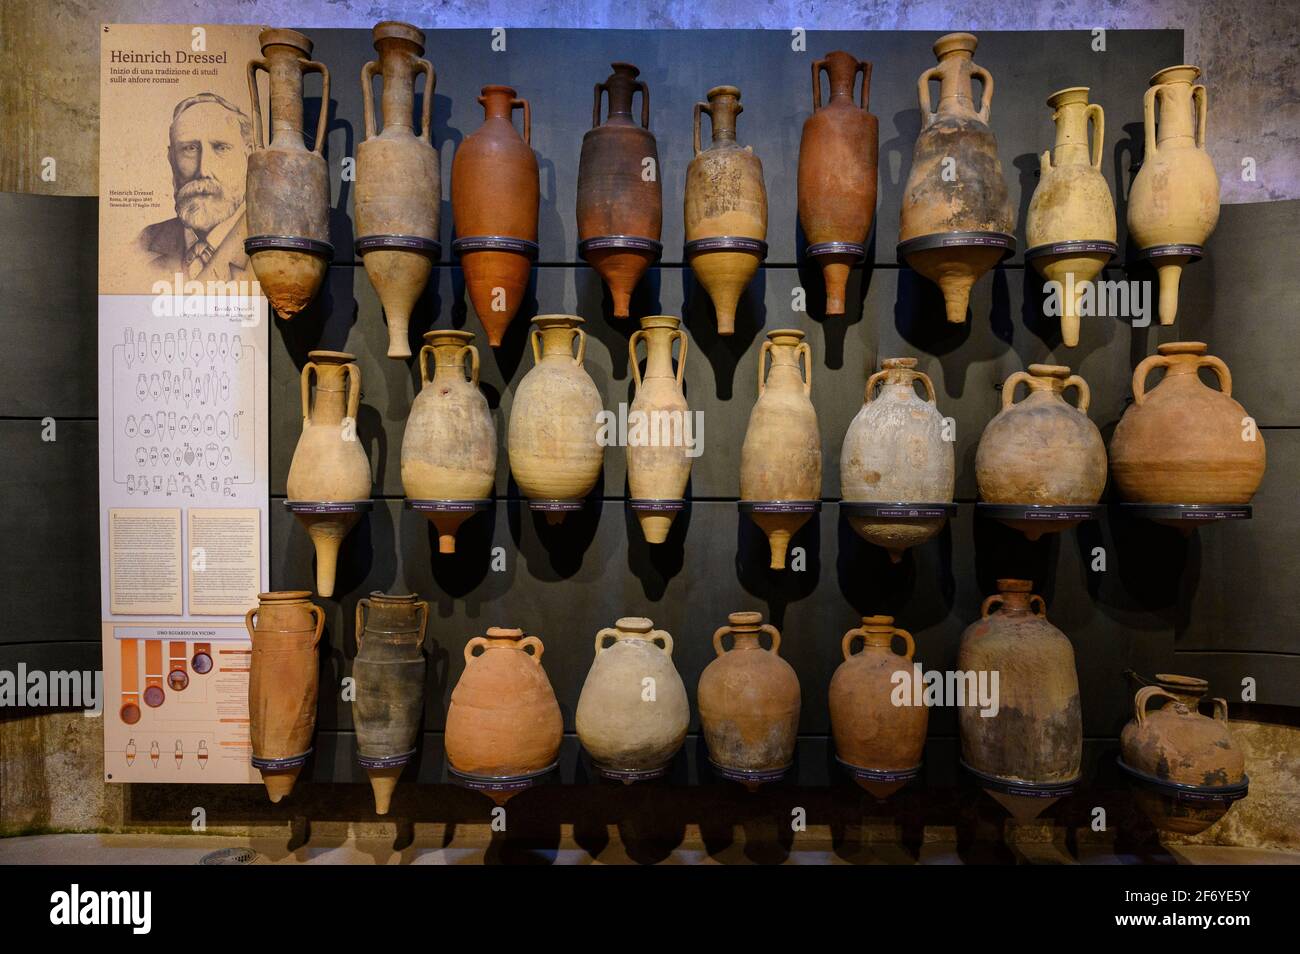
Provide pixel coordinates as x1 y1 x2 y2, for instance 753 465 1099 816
355 21 440 359
451 85 539 347
577 63 662 318
798 51 878 315
353 592 428 814
245 29 332 319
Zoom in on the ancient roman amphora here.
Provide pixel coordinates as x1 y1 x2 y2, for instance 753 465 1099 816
353 592 427 814
247 591 324 802
958 580 1081 820
245 29 332 319
1025 87 1117 347
1120 674 1247 834
684 85 767 335
627 315 691 543
1127 66 1220 326
698 612 800 790
898 33 1015 323
840 358 954 561
355 21 440 359
741 330 821 569
575 617 689 781
829 615 927 798
975 364 1106 538
577 63 662 318
286 351 372 597
401 330 497 552
1110 342 1265 506
798 51 878 315
507 315 604 523
445 627 563 801
451 85 539 346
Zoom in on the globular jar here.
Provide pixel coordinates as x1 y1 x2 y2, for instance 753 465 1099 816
286 351 372 597
401 330 497 553
507 315 604 523
575 617 689 780
445 627 563 801
1127 66 1220 326
245 29 332 319
355 21 440 359
627 315 691 543
1110 342 1265 507
797 51 878 316
697 612 800 790
740 330 821 569
577 63 662 318
352 592 427 814
958 580 1081 820
451 85 539 346
1025 87 1117 347
684 85 767 335
976 364 1106 539
829 615 927 798
840 357 954 561
898 32 1015 324
246 591 323 803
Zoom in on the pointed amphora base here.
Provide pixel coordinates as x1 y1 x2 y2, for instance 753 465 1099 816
588 247 655 319
251 249 329 320
367 766 402 815
818 257 855 316
1155 260 1186 326
297 511 362 598
748 511 814 570
988 789 1059 823
365 249 433 358
260 767 302 804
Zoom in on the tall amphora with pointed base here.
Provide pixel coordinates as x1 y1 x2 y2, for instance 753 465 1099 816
401 330 497 552
578 63 662 318
287 351 372 596
741 330 821 568
355 21 440 358
452 85 538 346
1025 87 1116 347
247 591 323 802
245 29 332 319
627 316 691 543
353 592 427 814
898 33 1015 323
1128 66 1220 326
684 86 767 335
798 51 878 315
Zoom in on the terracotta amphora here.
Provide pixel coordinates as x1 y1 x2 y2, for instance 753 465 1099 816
830 615 928 798
577 63 662 318
899 33 1015 324
958 580 1081 820
245 29 332 320
355 22 440 359
507 315 604 523
1110 342 1265 506
975 364 1106 538
1025 87 1117 347
451 85 539 347
627 315 691 543
353 592 427 814
286 351 372 597
684 86 767 335
401 330 497 552
445 627 563 800
740 330 821 568
840 357 954 561
698 612 800 790
246 591 324 802
1127 66 1220 326
575 617 689 780
1120 674 1247 834
797 51 878 315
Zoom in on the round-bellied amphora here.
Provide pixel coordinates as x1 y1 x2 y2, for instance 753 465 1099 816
627 315 691 543
355 21 441 358
575 617 689 781
247 591 324 802
244 28 332 319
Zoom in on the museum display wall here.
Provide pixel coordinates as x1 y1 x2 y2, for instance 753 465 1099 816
2 26 1298 845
